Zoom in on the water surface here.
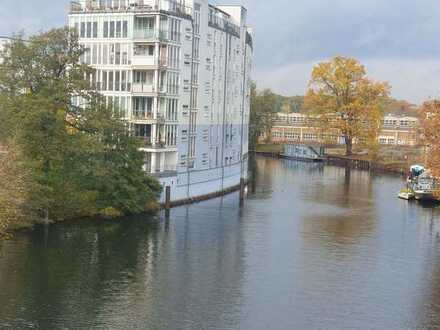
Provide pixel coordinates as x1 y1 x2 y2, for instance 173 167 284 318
1 157 440 329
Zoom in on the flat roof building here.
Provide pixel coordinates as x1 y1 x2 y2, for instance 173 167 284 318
68 0 253 203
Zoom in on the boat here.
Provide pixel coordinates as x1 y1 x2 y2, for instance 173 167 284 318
281 144 324 162
402 165 440 202
398 189 415 200
412 170 438 201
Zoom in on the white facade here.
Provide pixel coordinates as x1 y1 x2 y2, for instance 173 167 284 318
0 37 12 64
68 0 253 202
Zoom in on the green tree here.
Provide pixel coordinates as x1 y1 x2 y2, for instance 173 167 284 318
0 28 161 225
249 83 278 148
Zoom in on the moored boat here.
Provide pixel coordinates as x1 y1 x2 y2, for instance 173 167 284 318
398 189 415 200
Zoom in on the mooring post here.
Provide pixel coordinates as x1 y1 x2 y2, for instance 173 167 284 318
165 186 171 210
239 178 245 206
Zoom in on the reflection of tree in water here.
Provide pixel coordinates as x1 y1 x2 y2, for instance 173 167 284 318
0 217 165 328
0 196 247 329
299 166 377 249
248 156 274 199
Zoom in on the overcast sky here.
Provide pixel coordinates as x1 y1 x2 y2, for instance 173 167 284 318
1 0 439 104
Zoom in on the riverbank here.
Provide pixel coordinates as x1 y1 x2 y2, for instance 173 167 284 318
4 181 247 237
256 143 423 176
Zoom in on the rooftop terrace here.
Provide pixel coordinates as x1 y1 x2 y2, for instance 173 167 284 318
70 0 192 17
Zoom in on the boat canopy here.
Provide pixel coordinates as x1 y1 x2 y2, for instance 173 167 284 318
410 165 425 177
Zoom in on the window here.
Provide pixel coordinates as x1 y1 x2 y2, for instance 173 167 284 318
115 71 120 91
93 22 98 38
92 44 98 64
103 21 109 38
115 43 121 65
121 71 127 91
122 44 128 64
116 21 122 38
108 71 114 91
109 44 115 64
134 71 154 85
87 22 92 38
110 21 115 38
80 22 86 38
123 21 128 38
102 71 108 91
102 44 108 64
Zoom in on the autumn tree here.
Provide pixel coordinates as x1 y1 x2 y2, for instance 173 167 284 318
304 56 390 155
420 100 440 177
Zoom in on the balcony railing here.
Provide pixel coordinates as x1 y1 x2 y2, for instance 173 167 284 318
70 0 192 17
131 55 168 67
133 112 154 120
132 112 165 121
132 56 156 67
133 29 155 40
208 14 240 38
132 83 155 93
136 136 152 147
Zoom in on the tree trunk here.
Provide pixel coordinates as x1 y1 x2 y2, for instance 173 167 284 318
345 136 353 156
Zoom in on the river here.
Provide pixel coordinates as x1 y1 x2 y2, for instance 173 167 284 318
1 156 440 329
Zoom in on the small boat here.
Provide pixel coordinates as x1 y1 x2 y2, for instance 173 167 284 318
398 190 415 200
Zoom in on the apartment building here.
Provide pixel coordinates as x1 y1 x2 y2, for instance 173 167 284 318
68 0 253 202
0 37 12 64
268 113 420 146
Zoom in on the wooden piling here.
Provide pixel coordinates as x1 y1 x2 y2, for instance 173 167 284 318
239 178 245 206
165 186 171 210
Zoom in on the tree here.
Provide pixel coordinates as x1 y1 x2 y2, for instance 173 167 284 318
249 83 278 148
0 28 161 224
0 140 42 237
304 56 390 155
420 100 440 178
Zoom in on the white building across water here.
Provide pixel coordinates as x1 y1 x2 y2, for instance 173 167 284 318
68 0 253 203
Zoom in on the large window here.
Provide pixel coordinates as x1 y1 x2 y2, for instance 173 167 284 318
133 97 153 117
123 21 128 38
93 22 98 38
103 21 109 38
110 21 115 38
134 71 154 85
134 124 151 138
116 21 122 38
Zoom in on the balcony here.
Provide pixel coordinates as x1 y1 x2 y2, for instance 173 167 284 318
133 29 155 41
137 138 170 150
137 136 153 147
70 0 192 17
132 83 155 94
132 112 165 123
132 55 156 67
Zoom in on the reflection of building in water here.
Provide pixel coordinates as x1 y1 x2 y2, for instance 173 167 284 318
0 205 247 329
264 112 420 146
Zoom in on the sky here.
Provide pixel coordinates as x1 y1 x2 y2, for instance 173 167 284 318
1 0 440 104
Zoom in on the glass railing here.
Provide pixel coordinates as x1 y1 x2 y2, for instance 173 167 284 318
70 0 192 16
133 29 155 40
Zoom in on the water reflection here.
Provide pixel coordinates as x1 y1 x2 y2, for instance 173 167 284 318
0 197 247 329
2 157 440 329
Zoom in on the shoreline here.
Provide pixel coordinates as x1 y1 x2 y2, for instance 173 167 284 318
4 182 246 237
256 151 407 176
